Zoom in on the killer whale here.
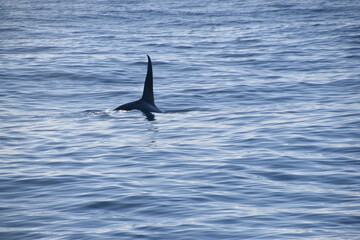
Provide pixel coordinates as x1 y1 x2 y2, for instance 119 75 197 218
114 55 163 115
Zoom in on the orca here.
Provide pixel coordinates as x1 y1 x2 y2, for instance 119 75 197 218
114 55 163 117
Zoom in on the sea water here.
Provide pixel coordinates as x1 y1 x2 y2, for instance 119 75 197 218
1 0 360 239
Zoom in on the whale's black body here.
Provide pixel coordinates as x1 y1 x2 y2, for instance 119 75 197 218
114 55 163 115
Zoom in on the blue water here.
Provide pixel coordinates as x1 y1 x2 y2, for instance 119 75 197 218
1 0 360 239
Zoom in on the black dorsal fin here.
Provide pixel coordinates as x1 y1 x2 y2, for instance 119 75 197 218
141 55 154 105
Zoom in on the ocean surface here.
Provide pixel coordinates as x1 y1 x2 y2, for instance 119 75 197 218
1 0 360 239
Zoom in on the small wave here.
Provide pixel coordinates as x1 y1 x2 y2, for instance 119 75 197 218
164 107 210 114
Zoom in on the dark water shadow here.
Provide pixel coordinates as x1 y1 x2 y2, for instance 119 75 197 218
140 107 210 121
141 111 156 121
111 109 157 121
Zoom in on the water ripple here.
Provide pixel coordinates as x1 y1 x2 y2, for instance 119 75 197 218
1 0 360 239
